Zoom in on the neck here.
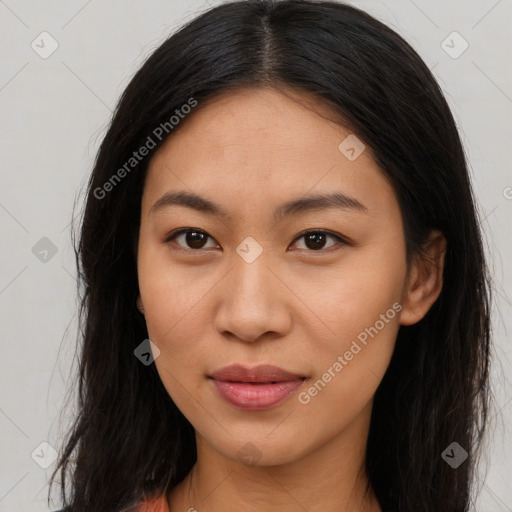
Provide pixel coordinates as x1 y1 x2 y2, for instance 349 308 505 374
167 400 381 512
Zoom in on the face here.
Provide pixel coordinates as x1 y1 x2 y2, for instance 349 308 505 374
136 86 440 466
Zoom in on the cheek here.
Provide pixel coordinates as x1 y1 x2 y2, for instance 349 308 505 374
137 247 218 404
289 240 404 412
289 238 406 341
138 242 216 342
295 309 400 435
138 257 210 408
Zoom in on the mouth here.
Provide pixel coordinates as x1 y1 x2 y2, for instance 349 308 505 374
208 364 307 410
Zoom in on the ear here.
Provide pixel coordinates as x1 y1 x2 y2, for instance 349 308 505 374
399 230 447 326
136 295 145 315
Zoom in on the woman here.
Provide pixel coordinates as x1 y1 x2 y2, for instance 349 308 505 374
49 1 492 511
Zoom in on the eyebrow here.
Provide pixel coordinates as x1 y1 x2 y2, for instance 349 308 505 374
149 189 368 222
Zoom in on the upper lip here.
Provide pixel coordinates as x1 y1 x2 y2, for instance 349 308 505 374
209 364 305 383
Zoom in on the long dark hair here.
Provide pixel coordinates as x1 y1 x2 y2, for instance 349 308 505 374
49 1 493 511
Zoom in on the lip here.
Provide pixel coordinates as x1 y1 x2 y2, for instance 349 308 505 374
209 364 306 410
210 364 305 383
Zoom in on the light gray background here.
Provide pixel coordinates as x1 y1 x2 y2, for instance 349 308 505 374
0 0 510 510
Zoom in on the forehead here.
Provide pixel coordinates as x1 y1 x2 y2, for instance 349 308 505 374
142 86 398 220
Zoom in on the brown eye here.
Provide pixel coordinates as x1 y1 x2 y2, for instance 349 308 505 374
165 229 218 251
164 228 347 253
291 230 346 252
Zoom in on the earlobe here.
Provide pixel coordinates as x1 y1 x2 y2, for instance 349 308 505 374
136 295 145 315
399 230 447 326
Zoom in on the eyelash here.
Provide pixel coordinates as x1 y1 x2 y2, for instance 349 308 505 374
163 228 349 254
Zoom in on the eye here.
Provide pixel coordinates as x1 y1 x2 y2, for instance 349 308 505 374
290 229 347 252
164 228 219 251
164 228 347 253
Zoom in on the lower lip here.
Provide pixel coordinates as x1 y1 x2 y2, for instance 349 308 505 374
210 378 304 410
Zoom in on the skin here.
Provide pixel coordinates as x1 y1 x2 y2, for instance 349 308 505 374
136 86 447 512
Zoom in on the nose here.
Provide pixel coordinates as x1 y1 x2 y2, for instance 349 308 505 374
212 254 292 343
